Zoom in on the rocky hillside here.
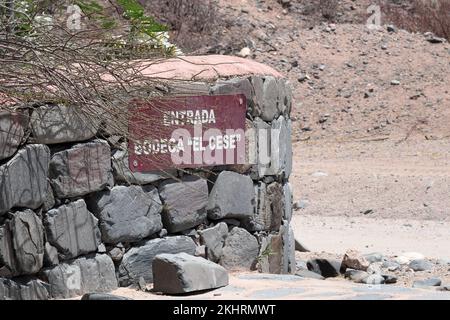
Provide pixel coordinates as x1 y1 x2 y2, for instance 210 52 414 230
160 0 450 143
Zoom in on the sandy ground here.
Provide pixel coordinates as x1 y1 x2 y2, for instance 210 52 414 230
102 272 450 300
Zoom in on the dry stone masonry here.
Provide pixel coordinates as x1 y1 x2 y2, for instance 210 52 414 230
0 55 294 299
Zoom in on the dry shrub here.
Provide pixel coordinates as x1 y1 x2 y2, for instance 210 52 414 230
142 0 219 52
380 0 450 40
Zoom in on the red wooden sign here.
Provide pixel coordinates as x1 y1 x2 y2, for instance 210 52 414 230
128 94 247 172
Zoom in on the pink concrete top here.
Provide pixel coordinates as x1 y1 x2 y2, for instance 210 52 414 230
137 55 283 81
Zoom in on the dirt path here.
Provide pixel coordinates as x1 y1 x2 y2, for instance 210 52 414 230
290 138 450 258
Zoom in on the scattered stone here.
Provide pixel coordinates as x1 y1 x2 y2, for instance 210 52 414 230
367 262 382 275
390 80 400 86
364 274 385 285
364 252 385 264
159 176 208 233
238 47 251 58
81 293 132 300
382 260 400 271
0 144 50 215
30 104 99 144
44 254 117 299
49 140 113 199
118 236 196 286
387 25 397 33
345 270 369 283
307 259 342 278
296 269 324 280
382 274 398 284
44 199 101 260
199 222 228 262
413 278 442 288
86 185 162 244
409 259 433 272
153 253 229 294
425 32 446 44
342 249 370 271
207 171 255 220
219 227 259 270
402 252 425 261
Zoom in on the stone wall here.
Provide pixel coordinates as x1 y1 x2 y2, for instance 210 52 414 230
0 55 294 300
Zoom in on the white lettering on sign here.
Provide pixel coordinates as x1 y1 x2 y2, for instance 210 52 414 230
133 133 242 156
163 109 216 126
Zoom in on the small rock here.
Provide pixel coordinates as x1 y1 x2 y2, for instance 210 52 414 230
345 270 369 283
342 249 370 271
293 200 309 210
195 245 206 258
409 259 433 272
81 293 132 300
296 260 308 271
298 74 309 82
387 25 397 33
307 259 342 278
382 274 397 284
364 274 385 285
296 270 324 280
238 47 251 58
367 262 382 275
382 260 400 271
413 278 442 288
390 80 400 86
153 253 229 294
364 252 384 264
294 238 310 252
311 171 328 177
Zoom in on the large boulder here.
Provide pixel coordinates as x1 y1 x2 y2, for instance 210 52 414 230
0 144 50 215
44 199 101 260
159 175 208 233
0 278 49 300
86 185 163 244
0 111 27 161
43 254 117 299
30 104 99 144
49 140 113 199
198 222 228 262
153 253 229 294
118 236 196 286
219 227 259 270
207 171 255 220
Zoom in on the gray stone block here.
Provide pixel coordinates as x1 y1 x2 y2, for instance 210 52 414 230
30 104 99 144
283 183 293 222
258 233 283 274
9 210 45 275
43 242 59 267
219 227 259 270
159 175 208 233
0 144 50 215
0 278 49 300
86 185 163 244
49 139 113 199
112 149 176 185
260 76 280 121
207 171 255 220
118 236 196 286
0 111 27 161
42 182 55 212
81 293 132 300
243 182 284 232
44 254 117 299
0 224 15 277
153 253 229 294
44 199 101 260
210 77 253 103
199 222 228 262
